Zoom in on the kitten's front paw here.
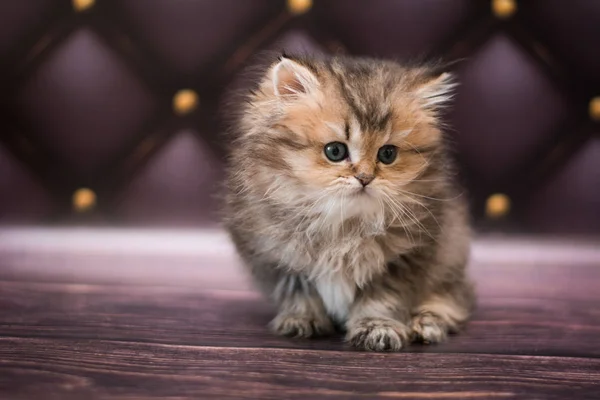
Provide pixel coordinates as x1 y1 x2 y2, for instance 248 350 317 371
411 313 448 344
347 318 410 352
270 313 334 338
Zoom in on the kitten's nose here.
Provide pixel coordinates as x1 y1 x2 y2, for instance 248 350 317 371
355 173 375 187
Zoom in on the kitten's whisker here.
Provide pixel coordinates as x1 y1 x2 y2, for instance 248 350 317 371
395 187 460 202
392 190 443 232
382 190 436 243
379 192 401 226
379 192 414 247
381 196 402 232
404 179 445 183
400 203 437 243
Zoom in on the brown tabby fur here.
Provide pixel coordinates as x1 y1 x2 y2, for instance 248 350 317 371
223 54 475 351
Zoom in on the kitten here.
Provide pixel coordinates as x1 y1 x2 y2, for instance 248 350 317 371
223 53 475 351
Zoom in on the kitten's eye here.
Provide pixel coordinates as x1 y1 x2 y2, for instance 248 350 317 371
377 145 398 164
324 142 348 162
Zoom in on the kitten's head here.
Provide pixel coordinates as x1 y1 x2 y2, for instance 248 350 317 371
234 54 456 227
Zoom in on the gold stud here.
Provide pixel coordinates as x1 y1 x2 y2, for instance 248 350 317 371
73 0 95 12
486 193 511 219
287 0 312 15
492 0 516 19
73 188 96 213
173 89 199 116
589 96 600 121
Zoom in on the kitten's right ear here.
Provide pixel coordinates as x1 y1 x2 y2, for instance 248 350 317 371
415 72 457 110
269 57 319 98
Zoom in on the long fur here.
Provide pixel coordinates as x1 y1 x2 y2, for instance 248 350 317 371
223 54 475 351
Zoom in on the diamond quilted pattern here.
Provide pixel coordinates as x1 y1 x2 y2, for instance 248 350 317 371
521 0 600 89
451 34 569 181
314 0 476 59
0 143 53 223
17 29 157 176
0 0 53 59
116 131 221 226
119 0 277 75
526 138 600 234
0 1 598 233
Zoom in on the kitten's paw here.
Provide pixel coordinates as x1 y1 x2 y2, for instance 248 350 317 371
270 313 334 338
347 318 410 352
411 313 448 344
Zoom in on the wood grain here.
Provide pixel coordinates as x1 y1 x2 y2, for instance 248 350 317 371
1 281 599 357
2 337 599 400
1 233 600 399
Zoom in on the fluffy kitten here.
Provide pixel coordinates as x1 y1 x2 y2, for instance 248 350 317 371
224 53 475 351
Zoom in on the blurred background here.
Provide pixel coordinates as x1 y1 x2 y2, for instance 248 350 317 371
0 0 599 235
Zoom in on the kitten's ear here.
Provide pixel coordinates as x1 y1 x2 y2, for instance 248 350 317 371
270 57 319 97
416 72 457 109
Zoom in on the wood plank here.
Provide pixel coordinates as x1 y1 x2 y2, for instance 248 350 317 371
1 281 599 357
1 337 599 400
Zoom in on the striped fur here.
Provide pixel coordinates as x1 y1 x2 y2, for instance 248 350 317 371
223 54 475 351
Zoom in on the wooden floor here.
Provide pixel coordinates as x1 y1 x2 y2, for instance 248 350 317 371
1 229 599 399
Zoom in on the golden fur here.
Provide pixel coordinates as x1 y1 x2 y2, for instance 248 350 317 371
224 54 475 351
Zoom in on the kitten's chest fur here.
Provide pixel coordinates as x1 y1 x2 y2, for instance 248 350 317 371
273 221 415 284
258 214 420 320
283 230 411 321
314 275 356 322
275 230 387 285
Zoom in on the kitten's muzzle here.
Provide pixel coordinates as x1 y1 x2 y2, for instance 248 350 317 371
355 173 375 187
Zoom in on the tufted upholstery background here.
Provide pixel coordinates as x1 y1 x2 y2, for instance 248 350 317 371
0 0 598 234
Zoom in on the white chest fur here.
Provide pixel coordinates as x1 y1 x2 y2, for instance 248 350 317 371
315 276 356 322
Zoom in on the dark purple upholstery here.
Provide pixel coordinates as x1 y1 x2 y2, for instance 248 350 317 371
0 0 598 234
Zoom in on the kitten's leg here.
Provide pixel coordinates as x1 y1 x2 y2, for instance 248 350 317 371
270 274 334 338
410 200 475 344
346 281 412 351
411 281 475 344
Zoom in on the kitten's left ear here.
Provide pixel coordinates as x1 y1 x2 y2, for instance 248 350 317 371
270 57 320 97
415 72 457 109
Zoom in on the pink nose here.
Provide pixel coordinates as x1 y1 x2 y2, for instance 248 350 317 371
355 173 375 187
